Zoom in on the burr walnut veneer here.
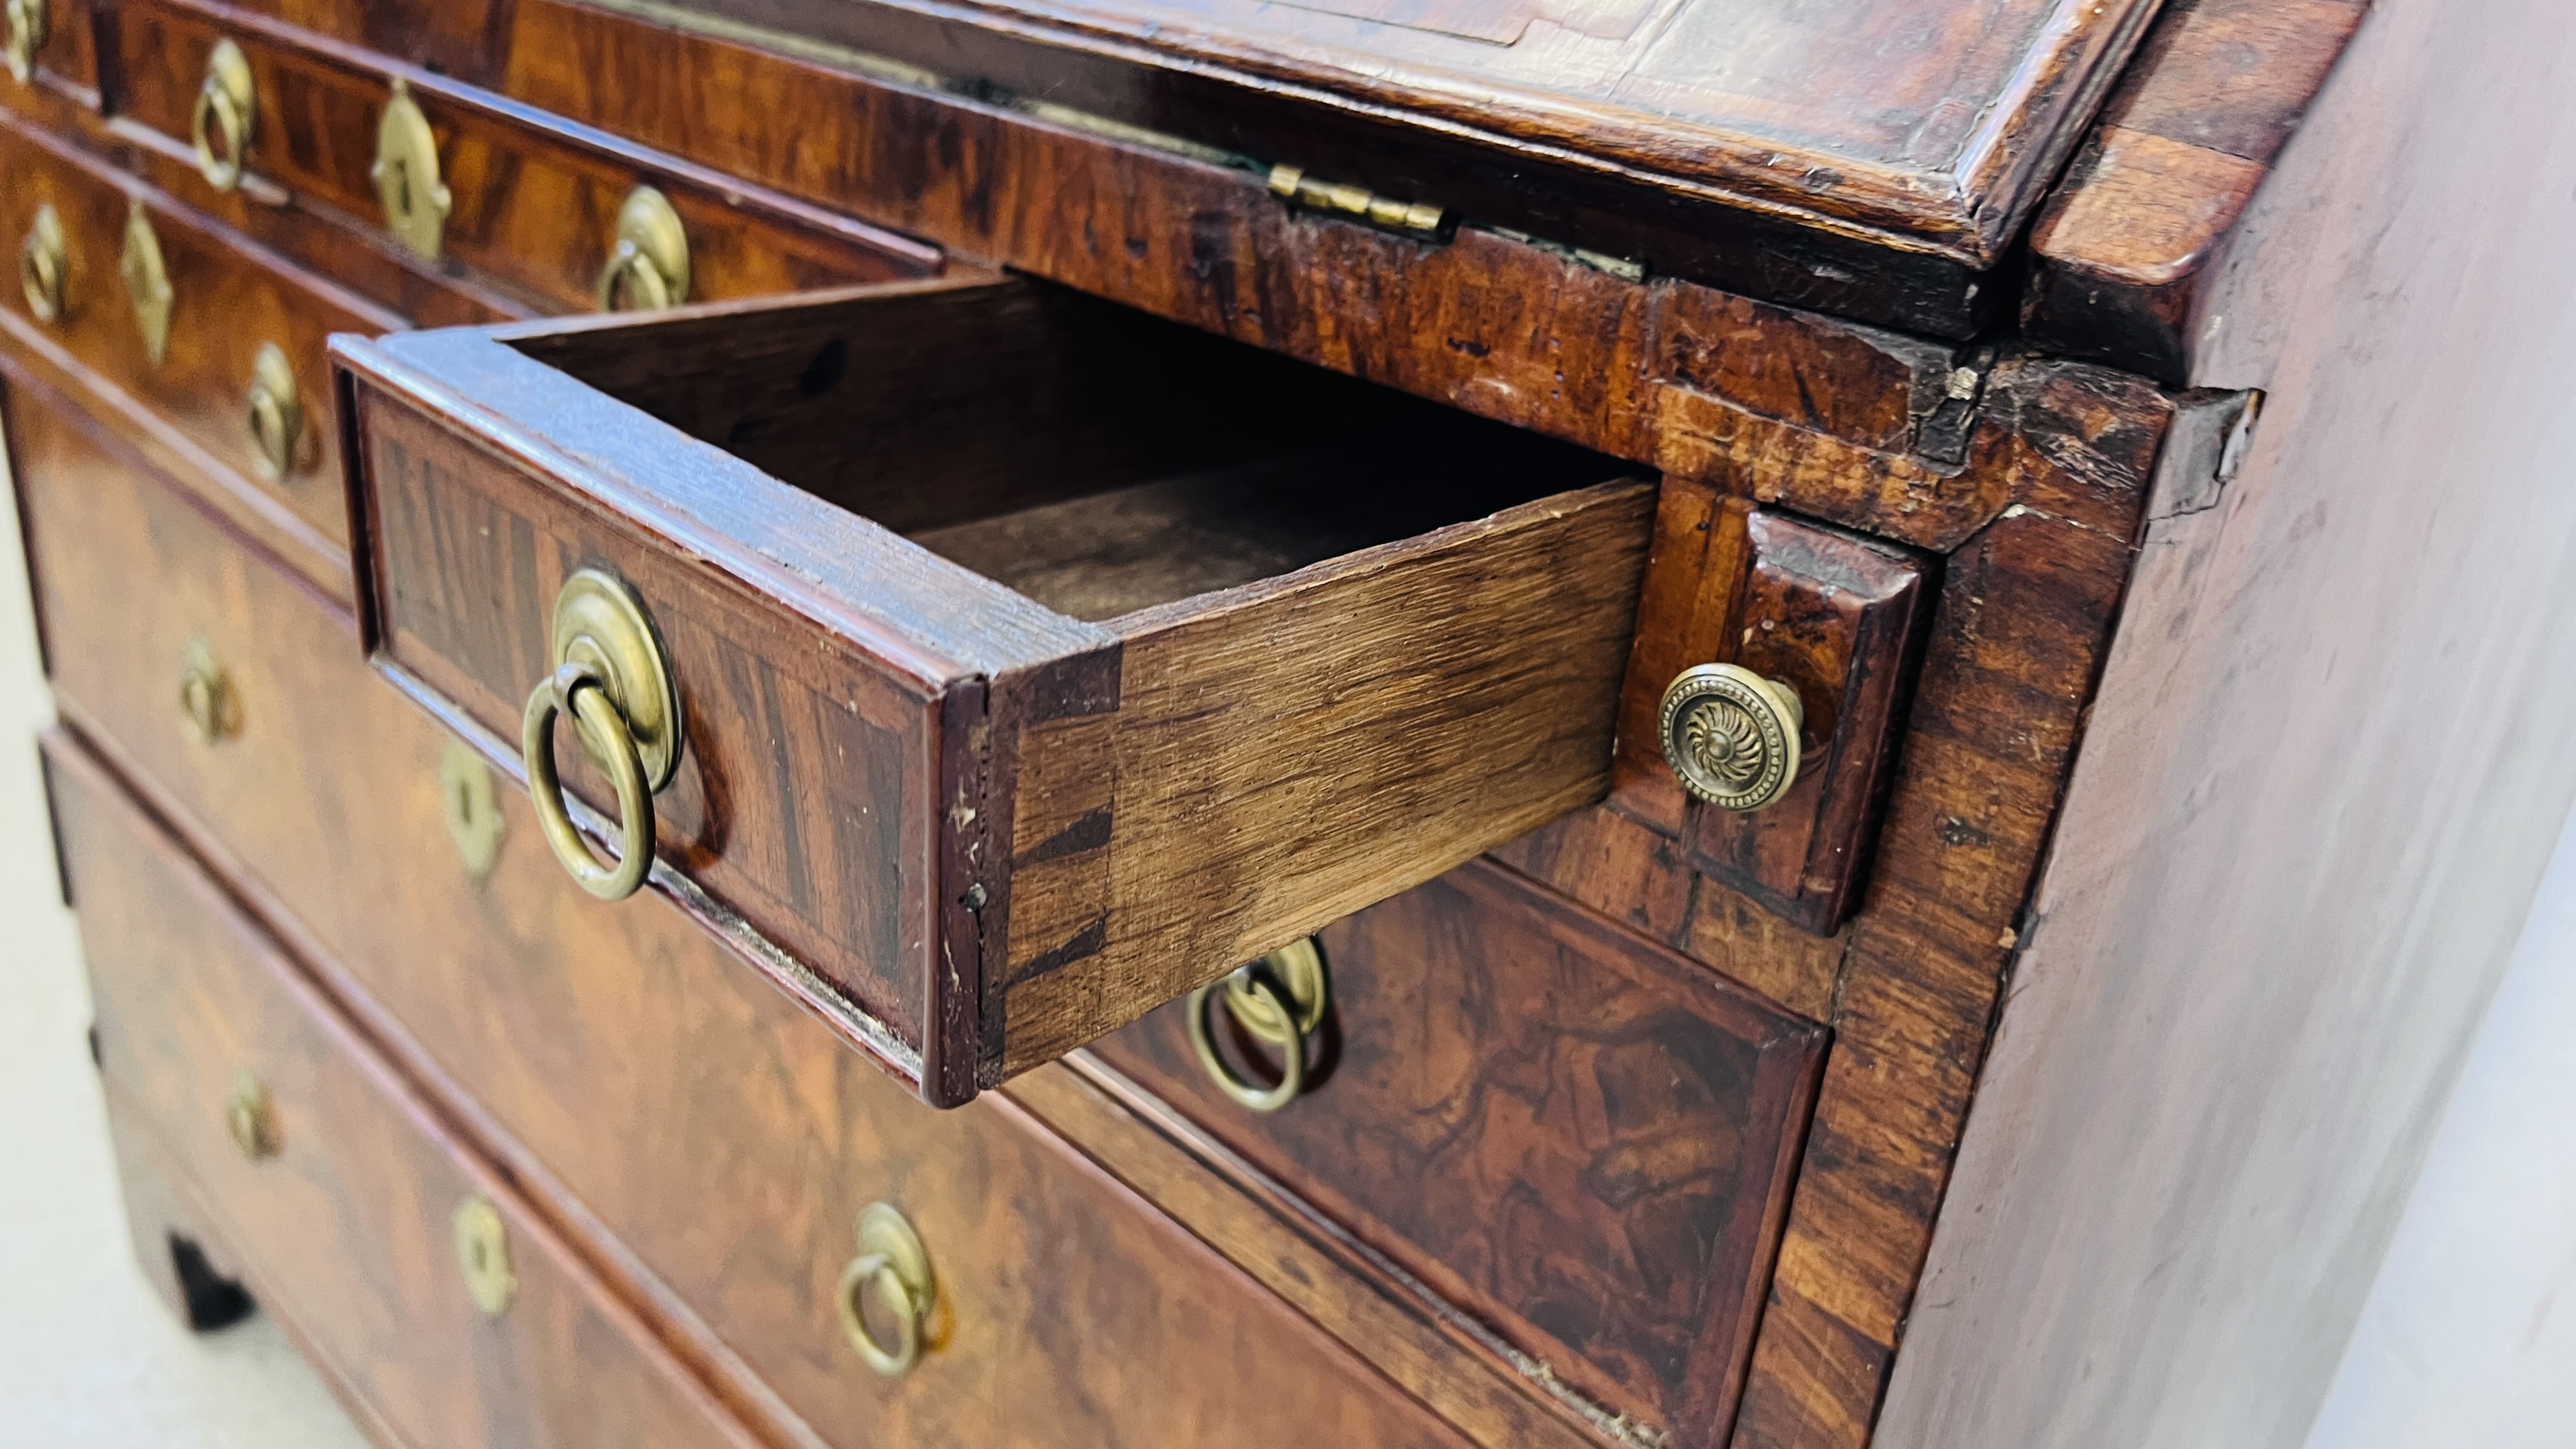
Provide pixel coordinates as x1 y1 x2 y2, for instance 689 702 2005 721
2 3 2365 1449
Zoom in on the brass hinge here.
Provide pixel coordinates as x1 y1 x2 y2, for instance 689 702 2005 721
1268 164 1449 240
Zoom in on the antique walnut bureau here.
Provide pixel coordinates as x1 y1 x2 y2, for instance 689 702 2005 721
2 3 2363 1448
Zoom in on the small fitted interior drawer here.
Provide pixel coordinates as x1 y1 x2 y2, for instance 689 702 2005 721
334 275 1653 1104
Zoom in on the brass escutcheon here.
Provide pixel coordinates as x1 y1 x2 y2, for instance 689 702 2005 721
1187 938 1329 1114
177 635 236 745
244 342 301 480
222 1068 278 1162
190 38 256 192
119 202 173 366
451 1193 516 1317
836 1202 936 1377
440 740 507 884
595 185 689 312
371 78 450 261
1658 663 1804 813
19 201 64 323
4 0 45 86
520 569 682 901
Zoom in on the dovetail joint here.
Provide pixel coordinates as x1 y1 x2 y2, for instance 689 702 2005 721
1268 164 1449 240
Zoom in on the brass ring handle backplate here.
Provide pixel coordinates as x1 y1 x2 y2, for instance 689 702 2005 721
4 0 45 85
520 569 682 901
190 39 256 192
596 185 689 312
245 342 301 480
836 1202 935 1377
19 202 64 322
1187 938 1328 1113
371 78 451 261
1659 663 1805 813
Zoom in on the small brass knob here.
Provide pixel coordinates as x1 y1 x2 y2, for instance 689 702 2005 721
836 1202 935 1377
595 186 689 312
222 1068 277 1162
1659 663 1804 812
19 201 64 322
177 636 237 745
520 570 683 901
371 78 450 261
4 0 45 86
451 1193 517 1317
243 342 302 481
119 203 173 366
190 39 256 192
1186 938 1328 1113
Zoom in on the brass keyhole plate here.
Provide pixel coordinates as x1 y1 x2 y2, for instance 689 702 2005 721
439 740 506 883
371 77 450 261
119 203 173 366
451 1193 517 1317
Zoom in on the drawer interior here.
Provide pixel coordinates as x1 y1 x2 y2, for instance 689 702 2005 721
339 273 1655 1103
509 276 1618 620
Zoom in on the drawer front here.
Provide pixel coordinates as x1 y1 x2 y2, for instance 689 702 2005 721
16 380 1485 1449
49 737 768 1449
0 0 98 105
109 0 939 310
1094 861 1825 1448
0 105 391 558
198 0 509 83
338 280 1653 1103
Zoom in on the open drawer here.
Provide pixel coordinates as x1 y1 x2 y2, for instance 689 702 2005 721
332 276 1653 1105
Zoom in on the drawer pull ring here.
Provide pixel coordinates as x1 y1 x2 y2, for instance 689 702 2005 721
372 79 451 261
520 570 684 901
222 1068 278 1162
119 204 174 366
836 1202 936 1377
178 635 237 744
596 186 690 312
190 39 256 192
19 202 64 323
1187 938 1329 1114
4 0 43 88
244 342 301 480
451 1193 517 1318
1659 663 1805 813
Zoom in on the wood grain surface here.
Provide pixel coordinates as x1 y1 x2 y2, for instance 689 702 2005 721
51 733 776 1449
107 0 939 311
2022 0 2370 380
15 374 1606 1449
1095 857 1827 1448
0 106 395 567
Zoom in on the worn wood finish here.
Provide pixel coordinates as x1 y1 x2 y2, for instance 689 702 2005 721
107 0 939 312
209 0 516 83
597 0 2158 326
334 281 1651 1101
1610 488 1936 933
1095 857 1827 1448
2022 0 2370 381
0 106 395 565
19 414 1523 1449
49 733 776 1449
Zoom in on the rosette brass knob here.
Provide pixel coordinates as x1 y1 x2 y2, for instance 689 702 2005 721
1659 663 1804 813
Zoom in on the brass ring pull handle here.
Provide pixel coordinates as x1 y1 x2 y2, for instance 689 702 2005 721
836 1203 935 1377
518 570 684 902
523 662 654 901
19 202 64 322
190 40 256 192
1186 938 1329 1114
244 342 300 480
1659 663 1805 813
371 79 451 261
595 186 690 312
223 1068 278 1162
4 0 45 85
